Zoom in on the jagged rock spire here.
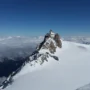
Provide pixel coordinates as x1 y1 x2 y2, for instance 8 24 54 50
49 29 55 38
36 30 62 53
54 33 62 48
49 30 62 48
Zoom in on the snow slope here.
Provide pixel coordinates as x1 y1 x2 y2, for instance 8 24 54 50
3 41 90 90
76 83 90 90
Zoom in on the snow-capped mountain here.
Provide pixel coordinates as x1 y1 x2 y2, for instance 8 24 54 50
1 40 90 90
0 36 43 86
0 30 62 89
0 31 90 90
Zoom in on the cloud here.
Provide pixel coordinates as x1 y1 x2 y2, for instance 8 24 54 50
0 36 43 62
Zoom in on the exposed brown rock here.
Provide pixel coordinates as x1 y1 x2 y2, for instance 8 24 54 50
36 30 62 53
54 33 62 48
49 41 56 53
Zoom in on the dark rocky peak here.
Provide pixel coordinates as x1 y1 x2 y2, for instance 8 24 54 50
37 30 62 53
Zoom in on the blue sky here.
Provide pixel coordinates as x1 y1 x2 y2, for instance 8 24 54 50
0 0 90 36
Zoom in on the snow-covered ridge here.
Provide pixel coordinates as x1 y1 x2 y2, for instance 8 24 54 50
76 83 90 90
1 40 90 90
0 30 62 89
0 36 44 62
0 32 90 90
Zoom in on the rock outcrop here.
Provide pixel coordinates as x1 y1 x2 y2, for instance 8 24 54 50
54 33 62 48
49 41 56 53
39 30 62 53
29 30 62 65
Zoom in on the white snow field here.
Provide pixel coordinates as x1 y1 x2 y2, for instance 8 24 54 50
4 41 90 90
76 83 90 90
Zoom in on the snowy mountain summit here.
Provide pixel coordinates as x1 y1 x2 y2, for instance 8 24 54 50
1 30 90 90
0 30 62 89
29 30 62 65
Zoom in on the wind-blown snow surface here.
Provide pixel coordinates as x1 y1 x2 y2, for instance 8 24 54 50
4 41 90 90
76 83 90 90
